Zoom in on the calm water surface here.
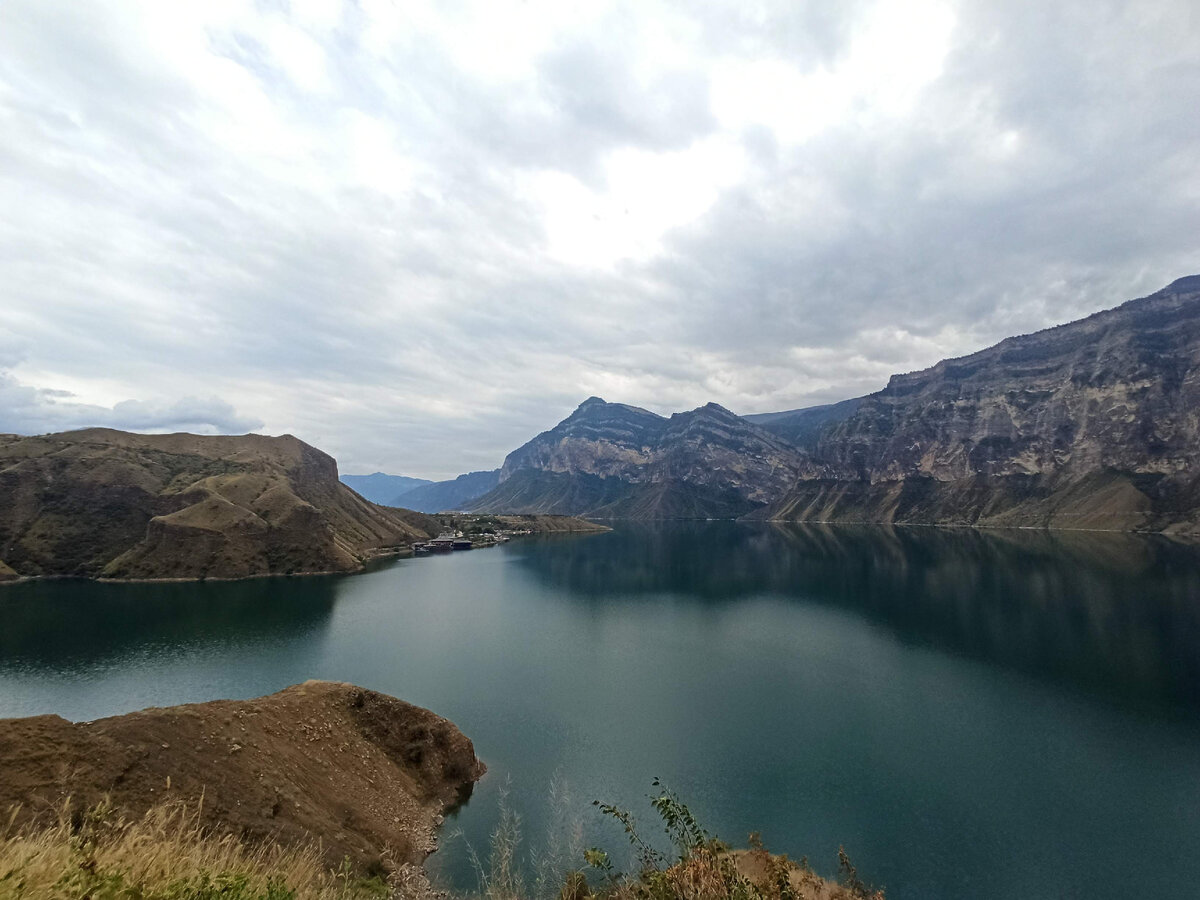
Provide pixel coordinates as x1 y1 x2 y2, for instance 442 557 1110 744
2 522 1199 900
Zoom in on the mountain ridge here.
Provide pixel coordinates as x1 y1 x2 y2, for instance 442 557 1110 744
468 398 807 518
390 469 501 512
0 428 439 580
339 472 433 505
468 277 1200 532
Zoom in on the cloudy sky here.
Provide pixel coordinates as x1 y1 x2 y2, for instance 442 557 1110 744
1 0 1197 478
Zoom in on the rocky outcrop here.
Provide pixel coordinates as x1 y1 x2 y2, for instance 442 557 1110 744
763 276 1200 532
0 429 439 580
469 398 807 518
0 681 486 869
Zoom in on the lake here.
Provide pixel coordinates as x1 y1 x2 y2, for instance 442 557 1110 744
2 521 1199 900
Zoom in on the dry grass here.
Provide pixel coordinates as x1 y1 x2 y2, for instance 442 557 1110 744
453 782 881 900
1 792 881 900
0 799 435 900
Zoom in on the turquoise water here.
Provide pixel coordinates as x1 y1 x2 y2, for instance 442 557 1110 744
2 522 1199 899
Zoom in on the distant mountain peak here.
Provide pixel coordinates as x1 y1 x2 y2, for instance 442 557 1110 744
1163 274 1200 294
670 402 739 422
565 396 663 424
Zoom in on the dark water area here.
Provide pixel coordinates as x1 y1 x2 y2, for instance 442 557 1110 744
2 522 1199 900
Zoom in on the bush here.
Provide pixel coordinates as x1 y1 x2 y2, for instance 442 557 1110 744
583 781 883 900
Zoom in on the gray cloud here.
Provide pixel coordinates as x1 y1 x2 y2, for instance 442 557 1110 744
1 0 1197 478
0 369 262 436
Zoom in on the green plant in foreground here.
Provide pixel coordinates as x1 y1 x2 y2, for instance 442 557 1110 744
585 782 883 900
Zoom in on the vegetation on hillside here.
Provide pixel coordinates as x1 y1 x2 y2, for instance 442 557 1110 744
457 780 882 900
0 799 408 900
1 787 882 900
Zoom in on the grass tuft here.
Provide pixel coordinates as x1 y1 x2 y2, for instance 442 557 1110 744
0 798 432 900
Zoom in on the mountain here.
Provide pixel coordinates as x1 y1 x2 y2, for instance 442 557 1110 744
743 397 863 451
764 276 1200 531
340 472 432 505
391 469 501 512
0 428 439 580
468 276 1200 532
467 397 806 518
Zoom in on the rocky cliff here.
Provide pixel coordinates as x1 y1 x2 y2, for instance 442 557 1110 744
469 277 1200 531
469 398 807 518
0 428 438 580
763 276 1200 531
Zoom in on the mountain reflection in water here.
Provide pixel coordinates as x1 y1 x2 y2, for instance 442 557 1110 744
507 523 1200 708
3 523 1200 900
0 574 338 669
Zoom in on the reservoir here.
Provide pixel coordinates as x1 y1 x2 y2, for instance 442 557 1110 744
2 522 1199 899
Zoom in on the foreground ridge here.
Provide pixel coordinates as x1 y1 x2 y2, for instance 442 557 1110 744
0 681 486 870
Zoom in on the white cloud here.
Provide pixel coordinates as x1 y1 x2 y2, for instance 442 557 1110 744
529 136 746 267
0 0 1197 477
0 368 262 436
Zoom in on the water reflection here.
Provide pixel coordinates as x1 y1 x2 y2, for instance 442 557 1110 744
0 574 339 670
510 523 1200 708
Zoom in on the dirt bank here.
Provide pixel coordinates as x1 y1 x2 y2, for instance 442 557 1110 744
0 681 485 871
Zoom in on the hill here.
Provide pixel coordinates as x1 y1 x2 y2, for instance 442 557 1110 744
392 469 501 512
0 428 439 580
340 472 433 505
0 681 485 870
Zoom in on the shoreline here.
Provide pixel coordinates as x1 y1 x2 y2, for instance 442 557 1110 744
0 515 611 587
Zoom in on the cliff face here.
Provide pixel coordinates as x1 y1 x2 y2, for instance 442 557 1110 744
744 397 863 452
765 276 1200 531
472 277 1200 531
819 276 1200 481
470 398 806 518
0 681 485 868
0 428 437 580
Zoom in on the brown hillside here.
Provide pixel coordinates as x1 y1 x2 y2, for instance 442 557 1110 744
0 429 439 580
0 681 486 869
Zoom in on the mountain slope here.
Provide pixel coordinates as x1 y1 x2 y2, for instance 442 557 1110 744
467 276 1200 531
390 469 501 512
744 397 863 450
0 681 484 869
764 276 1200 531
468 398 807 518
0 429 437 580
339 472 432 505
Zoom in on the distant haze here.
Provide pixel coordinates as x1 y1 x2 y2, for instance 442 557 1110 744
1 1 1197 479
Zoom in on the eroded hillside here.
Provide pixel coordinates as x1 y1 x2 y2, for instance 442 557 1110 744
0 429 438 580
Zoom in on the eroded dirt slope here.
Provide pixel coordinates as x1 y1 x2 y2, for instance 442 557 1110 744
0 681 486 869
0 429 439 579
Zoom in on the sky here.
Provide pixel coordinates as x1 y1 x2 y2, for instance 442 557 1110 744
1 0 1198 479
